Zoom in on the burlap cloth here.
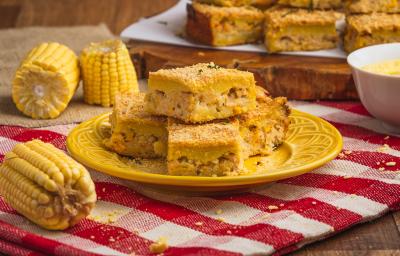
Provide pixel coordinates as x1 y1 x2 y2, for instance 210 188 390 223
0 24 117 127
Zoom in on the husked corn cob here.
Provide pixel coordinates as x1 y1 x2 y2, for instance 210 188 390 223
0 140 96 230
80 39 139 107
12 42 80 119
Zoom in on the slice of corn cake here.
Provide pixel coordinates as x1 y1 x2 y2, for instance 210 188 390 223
194 0 276 8
186 2 264 46
344 13 400 53
104 92 167 158
235 86 291 158
277 0 342 9
264 7 342 53
344 0 400 14
145 63 257 123
194 0 253 6
167 119 244 176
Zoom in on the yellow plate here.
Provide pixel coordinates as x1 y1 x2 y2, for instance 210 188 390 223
67 110 342 191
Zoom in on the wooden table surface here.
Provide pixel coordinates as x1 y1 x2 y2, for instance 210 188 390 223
0 1 399 255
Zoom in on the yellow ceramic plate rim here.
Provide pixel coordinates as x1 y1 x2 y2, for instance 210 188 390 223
67 110 343 188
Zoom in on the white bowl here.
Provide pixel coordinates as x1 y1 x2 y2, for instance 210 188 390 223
347 43 400 133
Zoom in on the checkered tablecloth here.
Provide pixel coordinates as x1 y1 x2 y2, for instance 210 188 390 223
0 101 399 256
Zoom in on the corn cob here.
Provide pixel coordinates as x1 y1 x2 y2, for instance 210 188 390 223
80 39 139 107
12 42 80 119
0 140 96 230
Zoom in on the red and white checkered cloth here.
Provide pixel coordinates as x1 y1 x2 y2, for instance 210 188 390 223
0 101 399 256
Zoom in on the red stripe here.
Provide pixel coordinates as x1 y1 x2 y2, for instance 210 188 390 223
69 219 152 255
69 215 241 255
165 247 240 256
0 126 66 151
280 173 400 209
331 121 400 150
0 125 29 138
0 203 251 256
215 194 362 231
337 150 400 171
0 238 45 256
10 129 64 143
0 197 15 214
0 220 99 256
317 101 371 117
95 182 303 250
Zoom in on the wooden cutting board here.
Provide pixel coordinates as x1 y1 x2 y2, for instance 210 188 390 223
128 40 358 100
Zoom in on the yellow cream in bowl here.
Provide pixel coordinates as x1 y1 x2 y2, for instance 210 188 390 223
362 59 400 75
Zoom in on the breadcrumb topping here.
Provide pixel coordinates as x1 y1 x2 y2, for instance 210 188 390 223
193 2 264 17
168 118 240 147
278 0 342 9
149 63 255 93
347 13 400 33
265 6 343 26
114 92 166 123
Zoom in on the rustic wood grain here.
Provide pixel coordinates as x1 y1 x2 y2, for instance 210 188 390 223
294 214 400 255
393 211 400 234
0 4 21 28
0 0 178 34
128 41 357 100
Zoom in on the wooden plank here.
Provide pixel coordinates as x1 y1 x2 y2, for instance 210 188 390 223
128 41 357 100
294 213 400 255
0 0 178 34
393 211 400 234
293 250 400 256
0 4 21 28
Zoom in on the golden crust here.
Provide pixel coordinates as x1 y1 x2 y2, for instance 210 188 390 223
148 63 256 93
264 6 343 27
186 3 264 46
344 13 400 52
194 0 252 7
114 92 166 124
278 0 342 9
192 2 264 16
105 92 168 158
234 88 290 157
237 96 290 122
264 6 341 52
193 0 276 7
168 119 240 148
346 13 400 33
255 85 271 101
344 0 400 14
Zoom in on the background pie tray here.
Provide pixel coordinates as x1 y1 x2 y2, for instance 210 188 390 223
66 110 343 192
